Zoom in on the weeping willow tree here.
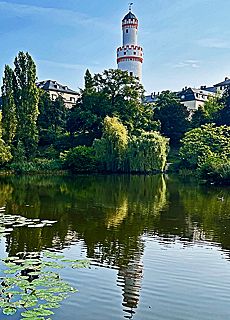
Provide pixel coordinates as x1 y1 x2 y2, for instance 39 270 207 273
127 131 169 172
93 116 169 173
93 116 128 172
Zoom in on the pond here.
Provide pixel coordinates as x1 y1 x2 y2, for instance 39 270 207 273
0 174 230 319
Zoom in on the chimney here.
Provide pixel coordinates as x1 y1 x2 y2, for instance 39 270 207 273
225 77 229 81
185 86 187 90
151 92 154 99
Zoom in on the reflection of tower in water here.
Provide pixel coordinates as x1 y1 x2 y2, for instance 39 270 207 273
117 237 144 319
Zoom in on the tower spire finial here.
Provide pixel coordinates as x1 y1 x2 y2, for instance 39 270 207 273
129 2 133 12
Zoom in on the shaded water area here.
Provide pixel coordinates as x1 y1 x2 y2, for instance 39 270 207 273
1 174 230 319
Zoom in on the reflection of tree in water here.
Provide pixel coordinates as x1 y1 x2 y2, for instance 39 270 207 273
0 174 168 319
178 181 230 250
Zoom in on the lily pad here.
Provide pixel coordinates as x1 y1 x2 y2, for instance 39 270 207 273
3 306 17 315
40 302 61 309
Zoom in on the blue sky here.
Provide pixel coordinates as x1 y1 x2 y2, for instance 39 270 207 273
0 0 230 94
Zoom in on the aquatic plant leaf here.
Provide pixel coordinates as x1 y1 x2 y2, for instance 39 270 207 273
55 255 65 259
13 300 26 308
24 300 38 308
0 300 11 307
40 302 61 309
32 308 54 316
21 310 40 317
45 295 64 302
28 272 40 276
32 279 46 286
5 290 23 296
3 306 17 315
21 294 37 301
61 259 78 263
51 264 65 269
4 262 16 266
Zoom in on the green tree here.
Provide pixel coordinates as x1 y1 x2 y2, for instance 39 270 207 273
0 113 12 165
93 116 128 172
215 87 230 126
179 123 230 168
1 65 17 144
127 131 169 172
13 51 39 158
60 146 98 172
37 89 52 130
153 90 190 145
67 69 156 137
191 94 223 128
50 95 66 133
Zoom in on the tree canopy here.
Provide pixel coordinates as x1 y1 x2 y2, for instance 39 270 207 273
179 123 230 168
153 90 190 145
67 69 158 136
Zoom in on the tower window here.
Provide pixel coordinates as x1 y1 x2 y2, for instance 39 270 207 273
126 29 128 33
124 52 126 55
134 52 136 55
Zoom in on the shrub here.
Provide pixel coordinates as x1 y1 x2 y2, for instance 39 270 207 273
60 146 98 172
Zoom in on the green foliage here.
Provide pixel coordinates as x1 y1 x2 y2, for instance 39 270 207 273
1 65 17 144
94 116 169 173
13 51 39 158
127 131 169 172
0 251 89 318
60 146 98 172
153 90 190 145
93 116 128 172
215 87 230 126
191 94 224 128
39 129 57 146
67 69 155 136
179 123 230 169
50 95 66 133
37 90 52 130
0 113 12 165
44 144 58 159
198 156 230 185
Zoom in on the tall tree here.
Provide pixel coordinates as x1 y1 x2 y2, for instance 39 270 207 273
1 65 17 144
214 87 230 126
50 95 66 133
13 51 39 157
67 69 156 137
37 89 52 130
153 91 190 145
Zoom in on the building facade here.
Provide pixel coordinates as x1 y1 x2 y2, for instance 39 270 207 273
117 5 143 82
36 80 79 108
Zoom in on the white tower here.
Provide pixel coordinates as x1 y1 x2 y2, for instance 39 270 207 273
117 4 143 82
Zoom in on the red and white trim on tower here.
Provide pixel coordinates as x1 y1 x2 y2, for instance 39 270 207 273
116 7 143 83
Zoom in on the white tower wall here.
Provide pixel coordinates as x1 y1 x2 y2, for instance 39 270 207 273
117 8 143 83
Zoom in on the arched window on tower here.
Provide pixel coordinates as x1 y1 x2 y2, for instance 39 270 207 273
126 29 128 33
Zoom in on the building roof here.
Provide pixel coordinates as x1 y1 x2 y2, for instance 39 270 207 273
36 80 78 94
178 87 216 103
123 12 137 20
143 95 158 104
214 77 230 87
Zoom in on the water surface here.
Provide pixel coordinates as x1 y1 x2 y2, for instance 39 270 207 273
0 174 230 319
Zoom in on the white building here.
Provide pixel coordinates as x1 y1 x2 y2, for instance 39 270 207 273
117 5 143 82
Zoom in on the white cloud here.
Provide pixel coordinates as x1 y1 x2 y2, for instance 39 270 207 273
173 60 200 68
0 1 105 29
197 38 230 49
